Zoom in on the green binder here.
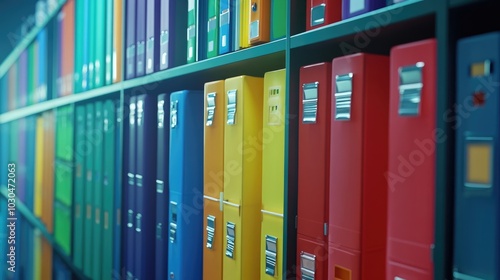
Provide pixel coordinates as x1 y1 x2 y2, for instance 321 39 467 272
28 44 35 105
74 0 84 93
95 0 106 88
187 0 197 63
54 201 72 255
271 0 286 40
88 0 96 90
207 0 219 58
73 105 86 269
83 103 94 277
92 101 104 280
56 106 74 162
105 0 113 85
101 100 115 279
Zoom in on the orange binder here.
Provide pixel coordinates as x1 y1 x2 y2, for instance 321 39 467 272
249 0 270 45
113 0 123 83
203 80 226 280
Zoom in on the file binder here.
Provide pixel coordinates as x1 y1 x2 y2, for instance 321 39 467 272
223 76 264 280
203 80 225 280
92 102 104 280
297 62 331 280
18 50 27 107
113 100 123 279
136 0 146 77
207 0 219 58
159 0 186 70
124 96 137 279
54 201 72 255
62 0 75 95
88 0 96 90
146 0 160 74
307 0 341 30
74 105 86 269
53 254 72 280
74 0 84 92
102 100 116 280
260 69 286 280
95 0 106 87
134 94 158 279
156 93 170 280
8 59 17 110
105 0 113 85
126 0 137 79
37 29 47 102
0 75 6 113
168 90 204 280
249 0 270 45
329 53 389 280
84 103 95 278
342 0 386 19
187 0 197 63
387 39 437 280
454 32 500 280
82 0 90 90
218 0 231 54
270 0 285 40
238 0 250 49
28 43 34 104
113 0 123 83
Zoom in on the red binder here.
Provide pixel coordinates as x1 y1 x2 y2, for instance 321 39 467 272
297 62 331 280
329 53 389 280
387 39 437 280
306 0 341 31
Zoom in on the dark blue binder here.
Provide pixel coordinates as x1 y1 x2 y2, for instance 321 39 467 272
168 90 204 280
134 93 158 279
126 0 137 79
136 0 146 77
155 93 170 280
146 0 160 74
454 31 500 280
113 100 123 280
123 96 137 279
53 253 72 280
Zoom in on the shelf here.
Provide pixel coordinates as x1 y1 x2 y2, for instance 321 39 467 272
291 0 435 50
0 187 89 280
122 38 287 93
0 0 68 78
0 82 122 124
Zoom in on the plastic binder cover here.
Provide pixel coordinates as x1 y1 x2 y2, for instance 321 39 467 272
387 39 436 280
223 76 263 280
260 69 286 280
203 80 225 280
168 90 204 280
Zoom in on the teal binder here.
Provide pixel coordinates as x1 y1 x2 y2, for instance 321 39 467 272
92 101 104 280
83 103 94 277
187 0 197 63
95 0 107 88
207 0 219 58
73 105 86 269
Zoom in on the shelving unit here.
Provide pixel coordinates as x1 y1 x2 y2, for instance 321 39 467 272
1 0 498 279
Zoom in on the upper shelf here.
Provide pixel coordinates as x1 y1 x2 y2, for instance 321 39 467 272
0 0 68 78
291 0 435 50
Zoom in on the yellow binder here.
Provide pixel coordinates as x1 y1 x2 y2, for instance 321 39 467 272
260 69 286 279
239 0 251 49
203 80 226 280
223 75 263 280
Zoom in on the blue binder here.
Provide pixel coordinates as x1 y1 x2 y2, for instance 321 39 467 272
156 93 170 280
126 0 137 79
454 32 500 280
168 90 204 280
218 0 232 55
124 96 137 279
134 94 158 279
37 29 47 102
113 100 123 280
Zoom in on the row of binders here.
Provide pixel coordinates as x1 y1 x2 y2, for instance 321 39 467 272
0 0 419 113
1 32 499 280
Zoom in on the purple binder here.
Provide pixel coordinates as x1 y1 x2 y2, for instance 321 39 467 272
136 0 146 77
126 0 136 79
146 0 160 74
342 0 386 19
18 50 28 107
